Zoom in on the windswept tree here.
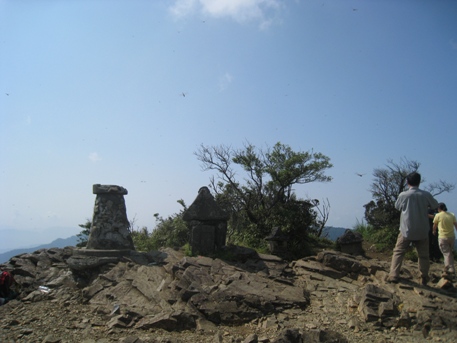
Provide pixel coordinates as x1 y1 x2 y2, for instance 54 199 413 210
364 157 454 248
195 142 333 252
310 198 331 238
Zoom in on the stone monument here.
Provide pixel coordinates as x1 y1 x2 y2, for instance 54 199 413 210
86 184 135 250
336 229 364 256
183 187 228 255
265 227 289 256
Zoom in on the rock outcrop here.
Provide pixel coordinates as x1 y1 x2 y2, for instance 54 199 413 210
0 245 456 342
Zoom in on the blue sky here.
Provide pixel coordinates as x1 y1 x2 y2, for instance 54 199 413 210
1 0 457 249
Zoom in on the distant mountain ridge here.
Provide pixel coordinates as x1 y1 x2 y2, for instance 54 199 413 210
322 226 349 241
0 236 78 264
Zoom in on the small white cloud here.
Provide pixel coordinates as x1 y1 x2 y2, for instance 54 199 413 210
25 116 32 125
219 72 233 91
259 17 274 30
89 152 101 162
170 0 282 28
169 0 198 18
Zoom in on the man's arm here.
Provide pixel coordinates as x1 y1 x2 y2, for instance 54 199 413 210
395 194 404 211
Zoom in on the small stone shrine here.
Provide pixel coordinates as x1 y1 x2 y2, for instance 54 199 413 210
265 227 289 256
86 184 135 250
336 229 364 256
183 187 228 255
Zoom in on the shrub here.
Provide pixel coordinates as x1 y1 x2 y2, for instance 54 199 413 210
353 220 375 240
354 221 398 252
183 243 192 256
131 227 156 252
146 213 189 251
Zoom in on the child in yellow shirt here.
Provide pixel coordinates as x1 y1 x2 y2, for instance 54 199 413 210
433 203 457 278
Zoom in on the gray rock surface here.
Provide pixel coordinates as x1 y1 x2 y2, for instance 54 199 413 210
0 245 456 342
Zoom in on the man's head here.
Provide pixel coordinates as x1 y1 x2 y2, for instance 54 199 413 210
406 172 421 187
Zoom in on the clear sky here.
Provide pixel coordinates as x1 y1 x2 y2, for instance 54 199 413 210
1 0 457 249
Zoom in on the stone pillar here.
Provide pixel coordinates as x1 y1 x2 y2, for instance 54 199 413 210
86 184 135 250
183 187 228 255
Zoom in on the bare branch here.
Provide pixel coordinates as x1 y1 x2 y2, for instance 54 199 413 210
312 198 331 237
426 180 455 197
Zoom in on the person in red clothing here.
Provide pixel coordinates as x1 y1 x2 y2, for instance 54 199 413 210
0 270 18 305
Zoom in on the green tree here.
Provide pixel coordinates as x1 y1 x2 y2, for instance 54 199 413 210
195 142 333 253
131 200 189 252
76 219 91 247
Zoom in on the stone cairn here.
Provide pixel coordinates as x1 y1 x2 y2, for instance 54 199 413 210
336 228 364 256
265 227 289 256
86 184 134 251
183 187 228 255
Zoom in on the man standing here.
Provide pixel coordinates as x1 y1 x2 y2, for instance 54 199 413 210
388 172 438 285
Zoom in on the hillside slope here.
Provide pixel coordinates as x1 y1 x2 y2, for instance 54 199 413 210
0 236 78 263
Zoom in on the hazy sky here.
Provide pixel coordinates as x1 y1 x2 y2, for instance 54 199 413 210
1 0 457 249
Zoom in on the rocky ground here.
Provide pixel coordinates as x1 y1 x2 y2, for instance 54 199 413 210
0 243 456 343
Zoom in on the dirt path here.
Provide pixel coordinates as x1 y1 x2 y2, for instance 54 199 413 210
362 241 392 261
